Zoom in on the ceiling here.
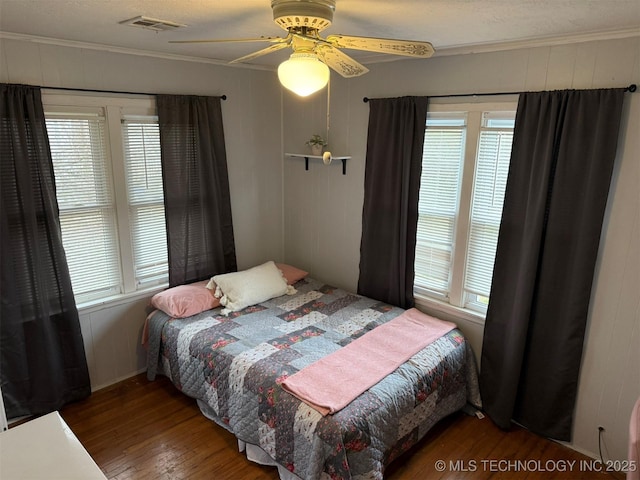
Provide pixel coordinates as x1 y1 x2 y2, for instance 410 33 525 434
1 0 639 69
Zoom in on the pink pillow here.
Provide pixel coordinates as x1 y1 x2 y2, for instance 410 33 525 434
151 280 220 318
276 263 309 285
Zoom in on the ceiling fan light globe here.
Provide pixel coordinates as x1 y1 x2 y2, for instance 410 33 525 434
278 53 329 97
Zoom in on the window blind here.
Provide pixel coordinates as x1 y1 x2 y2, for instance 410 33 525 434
414 115 465 298
121 118 168 288
464 114 514 305
414 106 516 315
46 113 122 302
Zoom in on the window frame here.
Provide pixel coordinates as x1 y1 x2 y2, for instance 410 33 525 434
42 92 168 311
413 99 518 324
121 115 167 290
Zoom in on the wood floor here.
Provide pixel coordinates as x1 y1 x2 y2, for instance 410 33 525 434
59 373 616 480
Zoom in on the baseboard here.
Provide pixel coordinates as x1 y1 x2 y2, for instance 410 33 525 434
90 368 147 393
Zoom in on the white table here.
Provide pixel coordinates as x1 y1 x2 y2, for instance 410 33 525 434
0 411 107 479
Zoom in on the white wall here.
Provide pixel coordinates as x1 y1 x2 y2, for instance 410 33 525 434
281 77 364 291
282 36 640 461
0 37 285 390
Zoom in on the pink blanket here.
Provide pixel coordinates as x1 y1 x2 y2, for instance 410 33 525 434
281 308 456 415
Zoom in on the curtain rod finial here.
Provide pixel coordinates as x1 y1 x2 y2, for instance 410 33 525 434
363 97 369 103
627 84 637 93
221 94 227 100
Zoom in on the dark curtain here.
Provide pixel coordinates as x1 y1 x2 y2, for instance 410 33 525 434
156 95 237 287
0 84 91 418
358 96 429 309
480 88 625 441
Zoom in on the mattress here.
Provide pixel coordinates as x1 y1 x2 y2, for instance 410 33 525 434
146 277 481 479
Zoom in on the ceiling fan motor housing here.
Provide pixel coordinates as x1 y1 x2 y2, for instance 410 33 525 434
271 0 335 32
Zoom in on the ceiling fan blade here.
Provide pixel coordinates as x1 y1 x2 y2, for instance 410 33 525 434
230 42 290 64
325 34 435 58
316 46 369 78
169 36 285 44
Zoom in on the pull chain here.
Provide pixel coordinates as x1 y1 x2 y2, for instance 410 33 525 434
323 76 333 165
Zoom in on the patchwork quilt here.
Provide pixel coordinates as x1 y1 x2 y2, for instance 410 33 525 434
146 278 481 479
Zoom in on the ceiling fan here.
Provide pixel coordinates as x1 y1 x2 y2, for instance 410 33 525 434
170 0 435 96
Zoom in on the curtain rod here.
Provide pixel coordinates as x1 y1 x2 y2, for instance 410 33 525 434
362 84 637 103
40 85 227 100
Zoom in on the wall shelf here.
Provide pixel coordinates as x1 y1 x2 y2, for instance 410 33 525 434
286 153 351 175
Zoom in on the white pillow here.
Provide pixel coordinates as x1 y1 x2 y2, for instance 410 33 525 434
212 261 296 315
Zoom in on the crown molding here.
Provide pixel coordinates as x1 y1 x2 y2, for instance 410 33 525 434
0 31 274 71
434 26 640 57
349 27 640 65
2 27 639 68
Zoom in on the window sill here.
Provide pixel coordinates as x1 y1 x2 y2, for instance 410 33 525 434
414 294 486 326
76 284 168 314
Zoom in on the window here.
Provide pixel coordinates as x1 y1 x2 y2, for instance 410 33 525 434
44 94 167 305
414 103 516 317
122 118 168 287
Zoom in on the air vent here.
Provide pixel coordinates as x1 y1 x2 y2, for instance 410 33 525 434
120 16 186 32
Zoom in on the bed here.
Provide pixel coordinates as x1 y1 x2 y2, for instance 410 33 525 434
145 273 481 479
